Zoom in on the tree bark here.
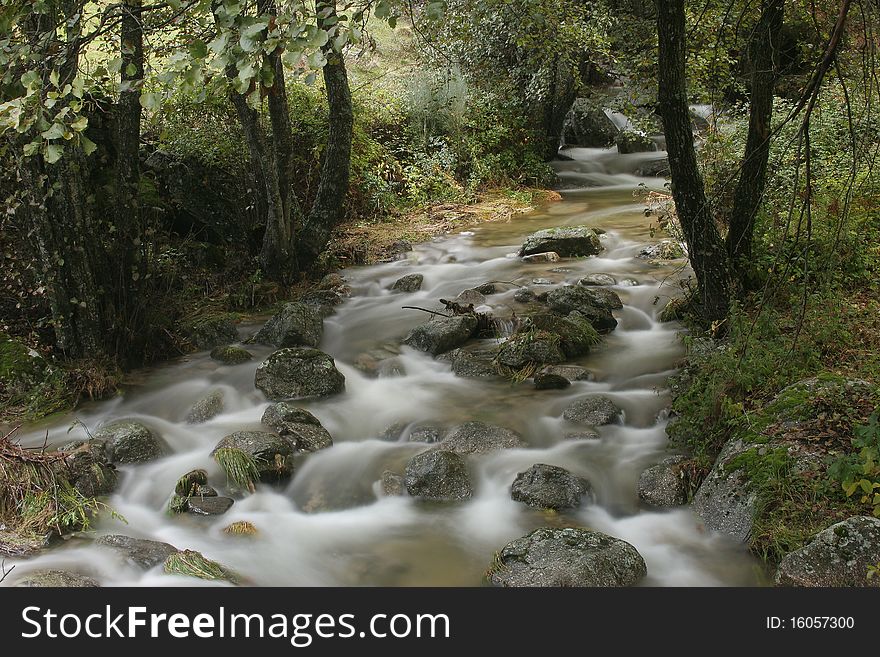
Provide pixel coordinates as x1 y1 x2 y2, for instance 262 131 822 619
727 0 784 281
297 0 353 269
656 0 731 322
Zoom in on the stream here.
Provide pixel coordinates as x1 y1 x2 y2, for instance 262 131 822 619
6 145 762 587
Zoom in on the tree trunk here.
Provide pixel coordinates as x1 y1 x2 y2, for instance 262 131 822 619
727 0 784 282
297 0 354 269
116 0 144 322
656 0 731 322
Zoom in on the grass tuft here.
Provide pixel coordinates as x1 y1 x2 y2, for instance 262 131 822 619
213 447 260 493
163 549 239 583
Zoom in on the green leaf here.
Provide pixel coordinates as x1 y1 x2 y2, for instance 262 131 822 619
139 92 161 111
307 50 327 70
70 115 88 132
189 39 208 60
41 122 65 140
44 143 63 164
49 69 59 87
860 479 874 495
80 134 97 156
843 481 859 497
20 70 40 89
125 63 137 77
374 0 391 19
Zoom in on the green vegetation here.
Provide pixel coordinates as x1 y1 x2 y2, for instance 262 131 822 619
163 549 239 583
213 446 261 493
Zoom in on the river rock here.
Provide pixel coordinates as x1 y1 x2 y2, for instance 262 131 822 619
473 282 498 295
60 441 118 497
546 287 618 332
510 464 594 510
186 389 224 424
519 226 603 258
14 569 100 588
616 130 658 154
692 438 757 542
579 273 617 286
94 420 166 464
175 469 208 496
408 425 445 443
405 450 472 501
380 470 406 497
774 516 880 587
445 345 499 379
487 527 647 587
534 373 571 390
513 288 537 303
437 421 525 455
402 315 478 356
563 397 622 426
187 496 235 516
254 347 345 400
521 252 560 264
638 455 689 507
251 302 324 348
451 288 487 307
563 99 619 147
565 430 601 441
210 345 253 365
181 315 238 350
496 331 566 369
95 535 179 570
540 364 593 382
212 431 295 483
527 312 600 358
391 273 424 293
261 402 333 452
638 240 685 261
353 344 402 377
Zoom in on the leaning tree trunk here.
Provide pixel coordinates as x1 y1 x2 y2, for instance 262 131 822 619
656 0 731 323
727 0 784 283
115 0 144 330
296 0 354 270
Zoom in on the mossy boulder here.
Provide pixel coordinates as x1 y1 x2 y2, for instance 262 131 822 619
519 225 603 258
14 569 100 587
638 455 690 507
254 347 345 400
545 287 618 333
496 330 566 369
510 464 594 510
528 312 602 358
692 438 757 543
261 402 333 453
251 302 324 348
94 420 166 464
637 240 685 261
402 315 478 356
60 441 119 497
487 527 647 587
181 314 238 350
391 273 424 293
210 345 253 365
186 389 224 424
404 450 472 501
212 431 295 483
163 550 239 584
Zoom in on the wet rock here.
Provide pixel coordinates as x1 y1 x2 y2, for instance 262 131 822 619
380 470 406 497
391 273 424 293
637 240 685 261
95 535 179 570
546 287 618 333
445 346 500 379
186 389 224 424
255 347 345 400
521 252 560 264
451 288 487 306
775 516 880 587
437 421 525 455
353 344 402 377
163 550 239 583
261 402 333 453
251 302 324 348
473 282 498 295
510 464 594 510
619 278 640 287
565 430 601 441
212 430 295 483
181 315 238 350
210 345 253 365
95 420 166 465
319 273 348 290
487 527 647 587
531 278 554 286
527 312 601 358
563 99 619 147
638 455 690 507
519 226 603 258
60 441 118 497
175 469 208 496
404 450 472 501
513 288 537 303
298 290 343 314
402 315 478 356
187 496 235 516
540 365 593 382
563 396 622 426
496 331 566 369
616 130 658 154
693 438 757 542
579 273 617 286
194 484 217 496
14 569 100 588
534 373 571 390
409 425 445 443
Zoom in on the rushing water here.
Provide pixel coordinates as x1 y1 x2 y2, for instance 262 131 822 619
5 146 762 587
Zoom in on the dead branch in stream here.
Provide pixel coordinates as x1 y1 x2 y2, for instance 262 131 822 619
0 559 14 583
401 306 451 318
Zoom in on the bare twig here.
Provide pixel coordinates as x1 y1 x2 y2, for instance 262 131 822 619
0 559 15 584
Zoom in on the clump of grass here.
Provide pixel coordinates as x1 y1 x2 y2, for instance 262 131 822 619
213 447 260 493
223 520 258 537
167 495 189 515
174 469 208 497
163 550 239 583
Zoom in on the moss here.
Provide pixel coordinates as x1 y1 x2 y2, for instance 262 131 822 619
223 520 258 536
163 550 239 583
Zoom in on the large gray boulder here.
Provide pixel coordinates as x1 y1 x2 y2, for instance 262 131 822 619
391 273 424 293
510 464 594 510
210 345 253 365
403 315 478 356
527 312 601 358
405 450 472 501
540 364 593 382
261 402 333 453
186 389 224 424
94 420 166 464
775 516 880 587
14 569 100 588
251 302 324 348
437 421 526 455
563 397 622 426
638 455 690 507
692 438 757 543
255 347 345 400
445 346 499 379
496 331 566 369
519 226 603 258
59 441 118 497
95 535 179 570
212 430 295 483
546 287 618 333
487 527 647 587
579 273 616 286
